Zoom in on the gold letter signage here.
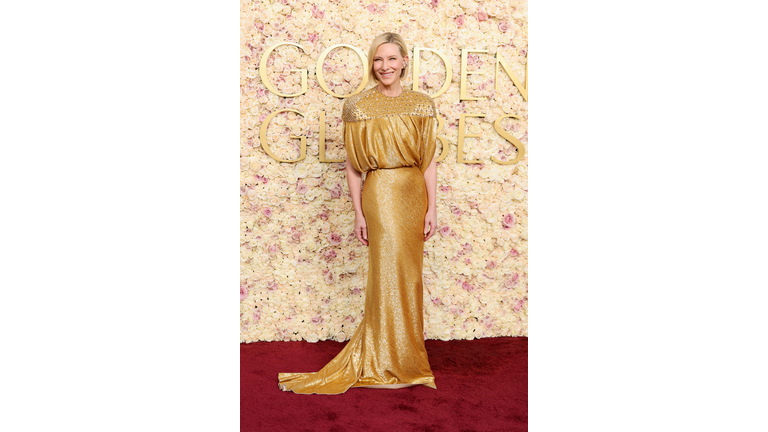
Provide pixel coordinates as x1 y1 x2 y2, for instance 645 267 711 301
259 109 307 162
315 44 369 98
253 44 527 165
258 43 309 98
412 46 453 99
460 49 488 102
492 114 525 165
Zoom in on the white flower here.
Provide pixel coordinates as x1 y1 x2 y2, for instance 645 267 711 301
345 260 359 274
294 164 310 179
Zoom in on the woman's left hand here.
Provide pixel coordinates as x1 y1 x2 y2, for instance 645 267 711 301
423 207 437 241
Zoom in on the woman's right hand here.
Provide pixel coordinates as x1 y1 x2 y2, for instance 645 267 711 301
354 214 368 246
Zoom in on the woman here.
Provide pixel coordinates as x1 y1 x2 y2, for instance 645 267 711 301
278 32 439 394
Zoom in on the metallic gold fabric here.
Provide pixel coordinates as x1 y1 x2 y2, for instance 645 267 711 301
277 87 438 394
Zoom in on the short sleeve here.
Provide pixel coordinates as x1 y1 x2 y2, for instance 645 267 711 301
419 97 438 173
343 98 365 173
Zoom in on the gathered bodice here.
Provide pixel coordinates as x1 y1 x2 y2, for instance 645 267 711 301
343 87 438 174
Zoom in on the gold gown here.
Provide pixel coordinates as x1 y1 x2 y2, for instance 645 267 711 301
277 87 438 394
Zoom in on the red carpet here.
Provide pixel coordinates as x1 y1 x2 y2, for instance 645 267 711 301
241 337 527 431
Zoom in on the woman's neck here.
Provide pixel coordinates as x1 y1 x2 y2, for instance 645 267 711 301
377 81 403 97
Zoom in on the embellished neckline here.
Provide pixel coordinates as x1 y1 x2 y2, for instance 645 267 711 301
374 85 405 99
342 86 436 122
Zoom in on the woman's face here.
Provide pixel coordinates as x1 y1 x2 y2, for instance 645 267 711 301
373 43 408 86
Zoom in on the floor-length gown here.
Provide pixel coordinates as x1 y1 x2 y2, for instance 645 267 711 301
277 87 438 394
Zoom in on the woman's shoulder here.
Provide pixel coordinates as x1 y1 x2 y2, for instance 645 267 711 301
342 87 378 123
404 89 434 104
402 89 437 118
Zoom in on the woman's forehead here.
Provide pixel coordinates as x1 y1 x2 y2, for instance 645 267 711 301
374 43 402 58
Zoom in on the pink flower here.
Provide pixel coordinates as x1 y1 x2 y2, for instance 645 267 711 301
311 6 324 19
291 231 302 242
439 225 451 237
498 21 510 32
511 273 519 282
240 285 248 301
366 4 376 13
477 11 488 21
266 281 278 291
486 260 497 269
513 299 525 312
263 207 272 218
351 287 361 295
502 213 516 228
328 232 342 246
439 185 451 193
253 311 261 322
319 211 328 220
268 244 279 254
330 187 342 199
323 249 337 262
432 297 441 306
324 271 335 285
430 0 438 8
311 315 324 325
455 14 465 27
296 183 308 194
510 248 519 257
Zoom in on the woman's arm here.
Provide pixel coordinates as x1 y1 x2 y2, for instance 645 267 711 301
423 157 437 241
345 157 368 246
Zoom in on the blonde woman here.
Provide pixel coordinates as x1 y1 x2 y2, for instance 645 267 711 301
279 32 438 394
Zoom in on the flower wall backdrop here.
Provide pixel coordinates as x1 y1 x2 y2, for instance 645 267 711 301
241 0 527 342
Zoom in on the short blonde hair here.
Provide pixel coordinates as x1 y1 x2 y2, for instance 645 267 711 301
367 32 409 84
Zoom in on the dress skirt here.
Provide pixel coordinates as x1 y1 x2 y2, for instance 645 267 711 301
278 166 436 394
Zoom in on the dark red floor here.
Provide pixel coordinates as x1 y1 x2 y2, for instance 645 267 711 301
241 337 527 431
